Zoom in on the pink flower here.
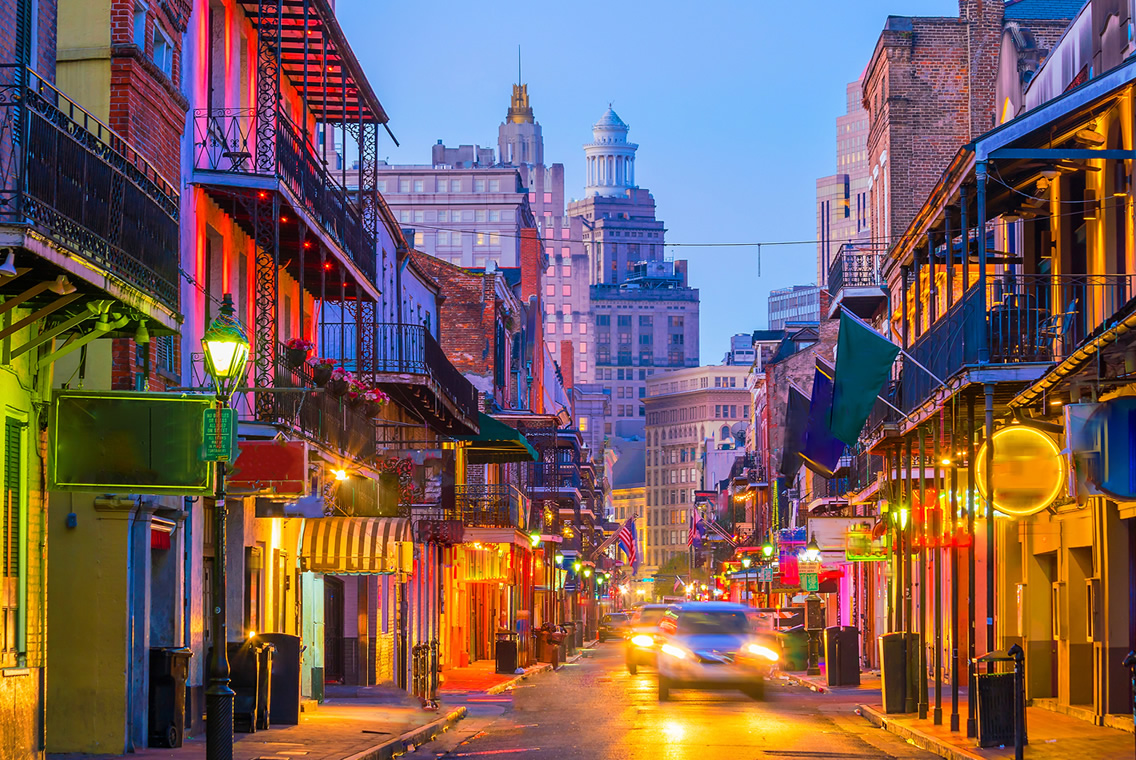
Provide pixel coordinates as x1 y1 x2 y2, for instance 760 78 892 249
286 338 315 351
309 356 337 367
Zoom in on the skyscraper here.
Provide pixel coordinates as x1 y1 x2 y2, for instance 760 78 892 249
816 78 871 288
567 107 700 434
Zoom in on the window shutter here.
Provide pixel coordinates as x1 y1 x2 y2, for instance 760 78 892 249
3 419 21 580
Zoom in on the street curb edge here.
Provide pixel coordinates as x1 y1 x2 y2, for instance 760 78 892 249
858 704 983 760
341 705 468 760
486 664 553 695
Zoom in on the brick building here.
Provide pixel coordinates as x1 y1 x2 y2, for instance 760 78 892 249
863 0 1079 249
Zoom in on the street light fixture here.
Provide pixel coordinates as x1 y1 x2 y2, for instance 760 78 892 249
761 541 774 559
741 557 752 569
201 293 249 760
799 534 821 564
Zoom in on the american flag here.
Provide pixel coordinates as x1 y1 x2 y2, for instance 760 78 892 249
687 509 702 549
617 516 638 571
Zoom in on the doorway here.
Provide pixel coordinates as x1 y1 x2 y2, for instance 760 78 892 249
324 577 345 684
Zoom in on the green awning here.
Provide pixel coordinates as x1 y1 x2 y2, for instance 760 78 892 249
457 412 539 464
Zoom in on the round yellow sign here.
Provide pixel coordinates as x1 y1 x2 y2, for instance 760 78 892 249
974 426 1065 517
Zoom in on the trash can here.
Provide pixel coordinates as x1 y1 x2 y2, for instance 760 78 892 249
878 632 908 714
777 625 809 671
823 626 842 686
148 647 192 748
975 672 1016 747
563 622 576 655
255 641 275 730
495 631 519 674
256 633 301 725
838 627 861 686
574 619 584 648
222 641 262 733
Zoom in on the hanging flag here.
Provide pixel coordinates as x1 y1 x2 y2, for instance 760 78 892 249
617 517 638 572
830 312 901 445
801 360 845 478
780 386 810 477
673 575 684 592
686 509 702 549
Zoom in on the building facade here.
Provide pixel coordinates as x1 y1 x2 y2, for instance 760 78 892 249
768 285 822 330
643 366 750 569
816 78 871 288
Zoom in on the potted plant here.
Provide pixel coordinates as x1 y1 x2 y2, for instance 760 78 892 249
345 377 369 408
309 356 337 386
285 338 315 368
363 388 389 418
326 367 353 398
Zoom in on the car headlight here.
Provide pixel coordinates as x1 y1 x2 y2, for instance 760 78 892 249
660 643 687 659
747 644 780 662
631 634 654 648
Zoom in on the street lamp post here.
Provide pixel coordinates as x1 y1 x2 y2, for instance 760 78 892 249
201 294 250 760
741 557 751 606
800 535 822 676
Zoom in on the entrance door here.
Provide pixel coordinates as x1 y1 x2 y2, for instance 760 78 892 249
324 577 345 684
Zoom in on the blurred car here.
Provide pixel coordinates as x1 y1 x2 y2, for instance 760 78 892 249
625 604 671 674
598 612 630 642
654 601 781 701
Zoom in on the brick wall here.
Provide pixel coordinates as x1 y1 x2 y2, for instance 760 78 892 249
0 0 58 78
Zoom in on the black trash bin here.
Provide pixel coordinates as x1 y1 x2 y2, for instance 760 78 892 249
221 641 262 733
838 627 861 686
878 632 908 714
496 631 519 674
255 642 275 730
823 626 842 686
975 671 1024 748
574 619 585 648
149 647 192 748
256 633 301 725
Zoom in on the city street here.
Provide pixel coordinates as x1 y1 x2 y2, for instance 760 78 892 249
408 644 936 760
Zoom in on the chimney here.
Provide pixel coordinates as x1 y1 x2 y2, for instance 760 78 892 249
560 340 574 389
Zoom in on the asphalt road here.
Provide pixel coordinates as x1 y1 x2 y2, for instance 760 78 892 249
406 643 937 760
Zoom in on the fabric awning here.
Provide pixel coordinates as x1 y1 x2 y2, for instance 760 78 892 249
456 412 539 464
300 517 412 575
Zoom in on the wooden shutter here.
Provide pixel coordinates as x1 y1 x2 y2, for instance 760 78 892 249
2 419 20 580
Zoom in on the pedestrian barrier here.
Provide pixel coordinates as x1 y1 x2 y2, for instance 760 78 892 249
411 640 440 707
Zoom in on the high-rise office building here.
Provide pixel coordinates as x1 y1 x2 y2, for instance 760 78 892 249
816 79 871 288
768 285 822 331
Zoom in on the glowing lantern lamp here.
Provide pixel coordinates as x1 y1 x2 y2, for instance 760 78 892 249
975 426 1065 517
201 294 250 400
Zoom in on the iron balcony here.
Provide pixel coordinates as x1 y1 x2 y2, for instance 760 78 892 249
452 484 530 531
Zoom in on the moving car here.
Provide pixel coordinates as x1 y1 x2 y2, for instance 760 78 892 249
654 601 781 701
625 604 671 674
598 612 630 642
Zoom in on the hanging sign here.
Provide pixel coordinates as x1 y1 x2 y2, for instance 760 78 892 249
802 573 820 592
201 408 237 462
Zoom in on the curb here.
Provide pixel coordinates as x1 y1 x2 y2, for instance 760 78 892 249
339 705 467 760
485 664 553 695
858 703 982 760
784 672 828 693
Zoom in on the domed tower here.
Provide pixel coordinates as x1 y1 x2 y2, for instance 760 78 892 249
584 106 638 198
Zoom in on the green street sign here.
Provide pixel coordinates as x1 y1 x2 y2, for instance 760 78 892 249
802 573 819 592
758 566 774 582
201 407 237 462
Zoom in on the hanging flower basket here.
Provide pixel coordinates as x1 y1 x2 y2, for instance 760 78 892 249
345 391 366 409
326 378 349 398
363 400 384 418
309 357 336 387
284 338 315 368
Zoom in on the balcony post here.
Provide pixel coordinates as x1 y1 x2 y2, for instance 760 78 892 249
931 420 943 726
927 231 936 325
983 384 995 669
944 205 953 309
914 243 923 339
960 184 969 294
901 265 910 348
967 391 978 737
918 426 928 720
976 161 989 363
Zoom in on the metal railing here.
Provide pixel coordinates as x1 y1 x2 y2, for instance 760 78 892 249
192 108 376 285
0 65 179 307
827 248 884 296
267 344 376 460
319 322 478 422
452 484 529 531
903 274 1136 412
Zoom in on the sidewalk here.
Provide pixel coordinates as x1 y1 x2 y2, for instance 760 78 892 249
49 686 465 760
439 642 593 697
786 668 1136 760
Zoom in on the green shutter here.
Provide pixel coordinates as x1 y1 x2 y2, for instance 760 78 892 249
3 419 20 580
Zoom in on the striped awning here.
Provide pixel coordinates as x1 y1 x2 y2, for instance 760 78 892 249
300 518 412 575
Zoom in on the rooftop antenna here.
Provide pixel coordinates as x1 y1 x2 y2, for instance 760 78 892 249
517 45 522 85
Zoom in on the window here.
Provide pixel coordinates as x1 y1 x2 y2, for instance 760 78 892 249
579 323 587 334
152 25 173 77
579 342 587 354
436 178 448 192
579 417 588 432
547 323 556 334
489 233 499 246
596 315 610 327
546 341 556 354
399 210 411 223
546 265 555 277
450 179 462 192
155 335 175 373
562 285 571 296
474 178 486 192
561 264 571 277
414 211 424 223
413 180 424 193
399 179 411 193
436 210 447 223
561 229 570 239
133 2 147 47
2 417 24 664
489 179 501 192
377 180 387 193
579 360 587 374
563 323 572 334
489 210 500 222
437 230 450 246
617 315 632 327
475 233 486 247
476 210 487 223
545 284 555 297
452 231 462 246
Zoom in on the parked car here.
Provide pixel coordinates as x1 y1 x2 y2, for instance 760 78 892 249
598 612 630 642
625 604 672 675
654 602 781 701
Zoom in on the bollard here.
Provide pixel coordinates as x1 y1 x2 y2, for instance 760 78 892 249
1008 644 1025 760
1124 651 1136 758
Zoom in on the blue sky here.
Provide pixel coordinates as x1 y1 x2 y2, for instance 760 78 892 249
338 0 958 362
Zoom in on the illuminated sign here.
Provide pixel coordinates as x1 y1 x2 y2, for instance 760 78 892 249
974 426 1064 517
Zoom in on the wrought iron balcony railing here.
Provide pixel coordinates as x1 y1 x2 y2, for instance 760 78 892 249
192 108 376 285
827 248 884 296
268 344 376 461
0 65 179 308
320 322 478 424
903 274 1136 412
453 485 529 531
